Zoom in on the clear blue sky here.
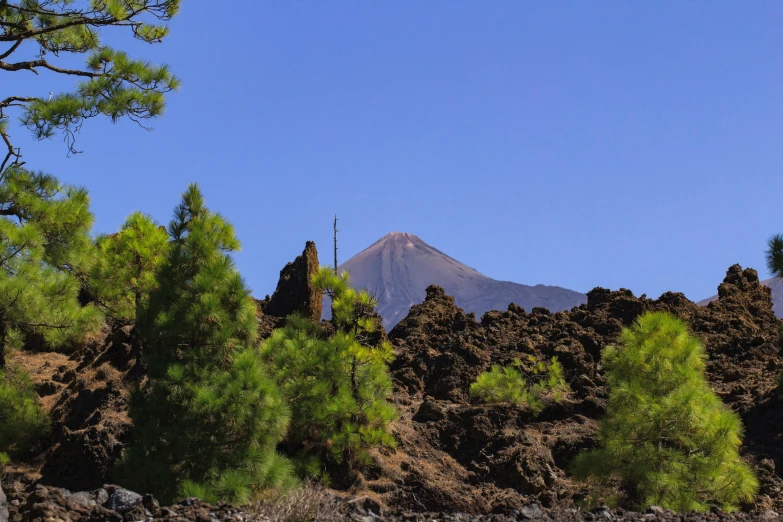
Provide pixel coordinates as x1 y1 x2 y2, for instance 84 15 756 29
10 1 783 303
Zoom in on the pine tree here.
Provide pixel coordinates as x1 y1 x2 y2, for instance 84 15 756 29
0 1 180 170
120 184 293 504
0 365 50 458
262 268 395 481
0 167 101 367
0 0 179 365
573 311 757 512
470 355 569 414
91 212 169 324
765 234 783 278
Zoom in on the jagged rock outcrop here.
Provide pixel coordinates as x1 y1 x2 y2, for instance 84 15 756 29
263 241 322 323
700 274 783 319
368 265 783 514
32 326 135 492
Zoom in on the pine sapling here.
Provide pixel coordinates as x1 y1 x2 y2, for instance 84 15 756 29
470 355 569 414
572 311 758 512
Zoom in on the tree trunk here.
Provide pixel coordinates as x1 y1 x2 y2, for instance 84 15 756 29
333 215 339 275
135 290 142 323
351 356 359 404
0 319 6 370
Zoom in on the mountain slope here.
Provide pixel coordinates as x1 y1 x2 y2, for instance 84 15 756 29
328 232 587 328
698 276 783 317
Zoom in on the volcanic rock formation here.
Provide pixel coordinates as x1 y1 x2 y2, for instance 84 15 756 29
700 276 783 318
263 240 322 323
327 232 587 328
362 264 783 514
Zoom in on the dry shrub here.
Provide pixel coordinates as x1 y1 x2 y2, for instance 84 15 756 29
247 484 348 522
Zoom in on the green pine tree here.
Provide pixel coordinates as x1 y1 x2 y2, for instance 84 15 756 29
120 184 293 504
262 268 395 481
0 365 50 459
470 355 569 414
766 234 783 278
91 212 169 324
0 0 180 169
572 311 757 512
0 0 180 366
0 167 101 367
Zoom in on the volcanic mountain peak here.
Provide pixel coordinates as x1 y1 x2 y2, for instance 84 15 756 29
332 232 587 328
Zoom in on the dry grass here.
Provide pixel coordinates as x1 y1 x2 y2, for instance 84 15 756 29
7 350 75 412
246 485 348 522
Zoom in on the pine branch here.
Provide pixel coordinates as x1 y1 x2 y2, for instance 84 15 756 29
0 57 96 77
0 12 122 43
18 321 73 329
1 1 175 43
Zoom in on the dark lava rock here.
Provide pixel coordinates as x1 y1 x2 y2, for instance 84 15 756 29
35 380 59 397
39 327 134 491
380 265 783 514
263 240 322 322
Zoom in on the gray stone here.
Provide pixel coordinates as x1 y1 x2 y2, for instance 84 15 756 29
519 503 545 520
94 488 109 506
103 487 143 513
66 491 95 507
0 480 7 522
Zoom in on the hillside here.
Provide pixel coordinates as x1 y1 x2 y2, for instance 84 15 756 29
4 238 783 520
327 232 587 328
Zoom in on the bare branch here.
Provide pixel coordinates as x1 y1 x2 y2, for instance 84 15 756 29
0 58 96 77
0 39 22 60
0 96 37 109
0 206 19 215
0 128 19 177
18 321 73 329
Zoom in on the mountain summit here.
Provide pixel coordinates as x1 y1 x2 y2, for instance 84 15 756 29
330 232 587 328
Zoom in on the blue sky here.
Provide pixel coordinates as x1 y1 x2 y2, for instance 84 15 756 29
8 1 783 302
